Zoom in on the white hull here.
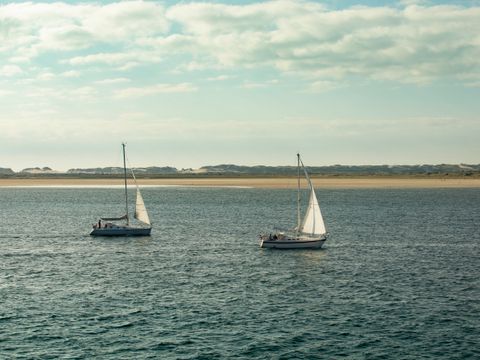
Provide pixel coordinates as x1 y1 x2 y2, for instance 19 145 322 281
259 154 328 249
260 235 326 249
90 225 151 237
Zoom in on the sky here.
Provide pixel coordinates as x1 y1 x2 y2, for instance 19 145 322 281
0 0 479 171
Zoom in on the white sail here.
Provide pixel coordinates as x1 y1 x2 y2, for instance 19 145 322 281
299 186 326 235
298 158 326 236
134 188 151 225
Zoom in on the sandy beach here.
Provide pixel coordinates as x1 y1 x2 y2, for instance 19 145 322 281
1 177 479 188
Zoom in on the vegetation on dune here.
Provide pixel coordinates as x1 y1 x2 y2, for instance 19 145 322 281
1 164 479 179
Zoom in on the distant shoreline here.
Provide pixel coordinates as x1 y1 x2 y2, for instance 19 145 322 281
1 177 479 188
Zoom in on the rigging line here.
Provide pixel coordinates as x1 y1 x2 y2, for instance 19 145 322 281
126 154 152 226
121 142 129 224
125 153 140 189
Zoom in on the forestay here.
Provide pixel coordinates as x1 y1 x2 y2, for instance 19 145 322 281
134 188 151 225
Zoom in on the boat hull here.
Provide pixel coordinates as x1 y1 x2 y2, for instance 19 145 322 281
90 226 151 237
260 236 326 249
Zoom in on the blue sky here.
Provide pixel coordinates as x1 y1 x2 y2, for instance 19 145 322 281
1 0 479 170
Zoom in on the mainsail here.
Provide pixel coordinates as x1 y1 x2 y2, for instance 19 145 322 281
134 188 151 225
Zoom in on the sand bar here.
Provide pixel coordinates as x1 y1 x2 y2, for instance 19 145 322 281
1 177 479 188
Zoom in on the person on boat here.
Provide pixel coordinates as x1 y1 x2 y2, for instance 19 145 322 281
273 234 278 240
98 219 101 228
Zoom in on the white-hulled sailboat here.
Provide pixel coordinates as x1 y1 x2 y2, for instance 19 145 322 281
260 154 328 249
90 143 152 236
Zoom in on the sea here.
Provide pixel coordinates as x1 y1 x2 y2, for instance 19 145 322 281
0 186 479 359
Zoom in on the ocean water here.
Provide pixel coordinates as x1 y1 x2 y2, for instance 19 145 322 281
0 187 479 359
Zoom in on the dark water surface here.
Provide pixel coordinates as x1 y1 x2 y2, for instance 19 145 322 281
1 187 479 359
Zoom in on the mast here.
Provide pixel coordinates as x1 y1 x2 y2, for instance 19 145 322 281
122 143 129 225
297 153 301 233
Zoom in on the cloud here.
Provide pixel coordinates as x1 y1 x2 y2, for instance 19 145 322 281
82 1 169 41
206 75 233 81
113 83 198 98
66 51 162 69
165 0 480 84
400 0 427 5
0 64 22 76
95 77 131 85
60 70 80 78
0 89 14 96
70 86 97 98
1 0 479 87
0 1 168 42
0 1 168 63
308 80 339 93
37 71 55 80
242 79 279 89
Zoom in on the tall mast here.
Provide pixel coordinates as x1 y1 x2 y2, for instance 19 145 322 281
297 153 301 232
122 143 129 225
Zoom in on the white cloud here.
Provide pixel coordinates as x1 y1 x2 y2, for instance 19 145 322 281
207 75 233 81
308 80 339 93
400 0 427 5
114 83 198 98
0 89 14 96
82 1 169 41
0 1 168 65
164 1 480 84
37 25 94 52
17 84 99 102
66 51 162 68
242 79 279 88
37 72 55 80
95 78 131 85
61 70 80 78
0 1 479 87
70 86 97 98
0 64 22 76
8 56 31 64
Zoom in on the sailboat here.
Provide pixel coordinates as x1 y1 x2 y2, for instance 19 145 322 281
90 143 152 236
260 153 328 249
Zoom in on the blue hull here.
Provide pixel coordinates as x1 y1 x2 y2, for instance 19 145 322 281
90 227 151 237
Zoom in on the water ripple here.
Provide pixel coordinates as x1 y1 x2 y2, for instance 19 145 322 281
0 188 479 358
